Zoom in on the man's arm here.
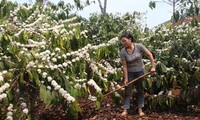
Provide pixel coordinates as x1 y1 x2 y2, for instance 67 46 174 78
122 59 128 85
145 49 156 72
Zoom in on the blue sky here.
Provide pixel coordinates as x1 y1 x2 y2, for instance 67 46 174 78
12 0 172 28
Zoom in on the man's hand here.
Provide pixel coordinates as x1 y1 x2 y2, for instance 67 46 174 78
124 79 128 86
150 67 156 73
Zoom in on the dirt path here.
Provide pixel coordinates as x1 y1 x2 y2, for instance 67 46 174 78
80 96 200 120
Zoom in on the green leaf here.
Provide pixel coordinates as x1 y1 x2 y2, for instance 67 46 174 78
17 57 28 69
20 72 26 85
31 69 40 85
172 76 177 89
147 78 152 88
156 79 161 88
3 4 7 17
27 115 31 120
97 49 102 60
0 62 4 71
53 69 60 77
158 96 166 109
151 97 157 109
174 11 180 22
2 97 9 106
0 33 3 40
27 70 33 81
68 101 81 119
160 62 167 73
195 70 200 80
95 100 101 110
180 89 187 101
168 97 172 108
103 81 109 92
1 34 10 51
71 101 81 112
166 98 169 106
6 88 13 101
195 6 199 15
39 84 53 107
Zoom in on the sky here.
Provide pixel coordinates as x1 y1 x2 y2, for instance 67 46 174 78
12 0 173 28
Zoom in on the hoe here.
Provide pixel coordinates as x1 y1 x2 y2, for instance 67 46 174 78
81 71 155 108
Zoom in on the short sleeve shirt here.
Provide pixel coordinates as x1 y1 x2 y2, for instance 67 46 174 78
120 43 147 72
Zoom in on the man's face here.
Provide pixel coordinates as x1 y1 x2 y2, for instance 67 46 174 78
121 37 132 47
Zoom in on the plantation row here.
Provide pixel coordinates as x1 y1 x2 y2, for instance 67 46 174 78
0 0 199 119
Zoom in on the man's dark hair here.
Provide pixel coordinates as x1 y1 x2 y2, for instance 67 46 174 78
120 32 135 42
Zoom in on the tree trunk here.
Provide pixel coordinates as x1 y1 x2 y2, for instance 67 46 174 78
98 0 107 17
172 0 176 44
103 0 107 16
22 71 40 120
98 0 104 13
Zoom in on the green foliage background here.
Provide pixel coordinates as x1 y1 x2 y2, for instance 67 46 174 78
0 0 199 119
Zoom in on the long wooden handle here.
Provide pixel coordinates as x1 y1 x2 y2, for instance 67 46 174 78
81 71 154 108
104 71 154 97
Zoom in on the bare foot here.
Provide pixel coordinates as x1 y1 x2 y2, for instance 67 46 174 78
121 111 127 116
139 111 145 116
138 107 145 117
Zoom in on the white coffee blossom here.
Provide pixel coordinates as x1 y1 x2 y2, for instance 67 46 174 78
114 92 120 97
66 53 71 56
6 111 13 116
6 116 13 120
56 64 61 68
0 83 10 93
4 83 10 88
22 108 29 114
42 72 47 78
158 91 164 96
2 70 7 74
62 54 66 58
54 85 61 90
21 102 27 108
87 79 102 92
67 61 72 65
167 90 172 96
72 59 76 63
51 80 58 87
47 86 51 90
49 65 54 70
51 52 55 56
59 88 65 95
74 83 81 89
66 96 75 103
52 58 57 62
58 56 61 59
47 76 52 82
88 95 97 101
182 58 188 62
1 93 7 98
7 104 13 111
55 47 60 52
62 62 68 67
82 83 86 88
75 57 80 61
35 53 39 57
37 69 41 73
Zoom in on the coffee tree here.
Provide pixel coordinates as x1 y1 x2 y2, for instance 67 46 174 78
0 0 146 119
0 0 200 119
140 23 200 109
